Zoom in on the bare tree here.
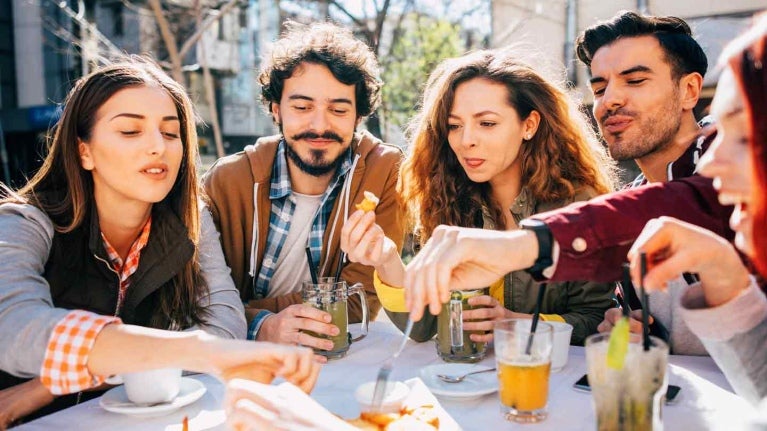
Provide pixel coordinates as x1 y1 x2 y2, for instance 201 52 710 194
287 0 488 139
42 0 242 157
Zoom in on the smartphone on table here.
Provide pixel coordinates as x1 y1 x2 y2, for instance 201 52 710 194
572 374 681 405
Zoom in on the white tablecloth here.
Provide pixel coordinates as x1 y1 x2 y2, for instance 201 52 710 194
18 321 757 430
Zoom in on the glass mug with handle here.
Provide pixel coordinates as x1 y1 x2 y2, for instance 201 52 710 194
436 289 487 363
301 277 369 359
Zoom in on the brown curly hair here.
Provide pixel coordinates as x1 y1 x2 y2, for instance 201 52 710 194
259 21 382 120
399 49 617 242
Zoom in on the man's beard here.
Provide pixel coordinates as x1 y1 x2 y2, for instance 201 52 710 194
601 93 682 162
283 129 350 177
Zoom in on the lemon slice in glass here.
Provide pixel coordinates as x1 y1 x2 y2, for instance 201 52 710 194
606 317 630 370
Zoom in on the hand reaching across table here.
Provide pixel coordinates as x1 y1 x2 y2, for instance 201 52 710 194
403 226 539 321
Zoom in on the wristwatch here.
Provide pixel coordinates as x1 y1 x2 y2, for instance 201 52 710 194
519 219 553 281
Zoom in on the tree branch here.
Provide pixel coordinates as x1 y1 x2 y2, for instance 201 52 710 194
178 0 242 59
147 0 183 83
372 0 392 54
328 0 367 29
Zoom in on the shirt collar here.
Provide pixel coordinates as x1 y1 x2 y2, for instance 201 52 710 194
269 138 354 200
481 187 536 228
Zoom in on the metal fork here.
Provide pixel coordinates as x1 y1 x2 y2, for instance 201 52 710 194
370 318 413 411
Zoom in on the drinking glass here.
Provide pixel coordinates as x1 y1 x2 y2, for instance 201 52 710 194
435 289 487 363
301 277 368 359
585 333 669 431
493 319 553 423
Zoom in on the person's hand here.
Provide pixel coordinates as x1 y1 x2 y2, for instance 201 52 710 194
257 305 338 354
461 295 529 343
341 210 398 269
0 378 54 430
225 379 358 431
403 226 538 321
597 308 652 334
341 210 404 286
202 339 320 393
628 217 750 307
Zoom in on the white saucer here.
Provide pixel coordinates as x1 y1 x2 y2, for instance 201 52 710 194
420 364 498 400
100 377 206 418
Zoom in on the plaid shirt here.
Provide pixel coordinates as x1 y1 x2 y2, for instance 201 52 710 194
253 139 352 299
39 217 152 395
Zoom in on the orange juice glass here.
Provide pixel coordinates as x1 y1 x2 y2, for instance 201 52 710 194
494 319 553 423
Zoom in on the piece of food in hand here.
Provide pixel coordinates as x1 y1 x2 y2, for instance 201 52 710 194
355 191 380 212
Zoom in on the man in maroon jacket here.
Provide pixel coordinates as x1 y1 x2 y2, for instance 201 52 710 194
403 12 733 350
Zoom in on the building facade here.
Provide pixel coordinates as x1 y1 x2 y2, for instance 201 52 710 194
0 0 279 185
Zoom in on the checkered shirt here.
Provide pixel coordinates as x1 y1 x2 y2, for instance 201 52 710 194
101 217 152 314
39 217 152 394
253 139 352 299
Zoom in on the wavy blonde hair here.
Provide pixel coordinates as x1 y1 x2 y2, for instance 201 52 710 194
399 49 617 242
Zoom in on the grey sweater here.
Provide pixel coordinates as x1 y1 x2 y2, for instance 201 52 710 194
680 278 767 405
0 203 246 379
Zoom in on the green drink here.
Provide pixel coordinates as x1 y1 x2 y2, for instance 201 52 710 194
436 289 487 363
303 299 349 359
301 278 368 360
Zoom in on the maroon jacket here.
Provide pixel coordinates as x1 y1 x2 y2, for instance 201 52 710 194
531 130 734 283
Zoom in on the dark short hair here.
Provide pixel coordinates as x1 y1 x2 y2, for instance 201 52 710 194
259 21 382 119
575 11 708 80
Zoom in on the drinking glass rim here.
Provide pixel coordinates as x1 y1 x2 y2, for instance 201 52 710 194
584 332 669 350
493 318 553 335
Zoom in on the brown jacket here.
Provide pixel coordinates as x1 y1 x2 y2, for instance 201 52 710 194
203 131 405 324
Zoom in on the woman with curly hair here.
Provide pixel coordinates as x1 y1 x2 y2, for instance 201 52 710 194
341 49 618 344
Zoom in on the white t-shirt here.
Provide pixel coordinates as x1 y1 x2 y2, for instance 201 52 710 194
268 192 323 298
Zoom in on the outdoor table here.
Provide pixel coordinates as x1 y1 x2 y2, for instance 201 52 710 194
17 321 756 430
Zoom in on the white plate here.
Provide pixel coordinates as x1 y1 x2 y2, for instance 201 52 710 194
100 377 206 418
420 364 498 400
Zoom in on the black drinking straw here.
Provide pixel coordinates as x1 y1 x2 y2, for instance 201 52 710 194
333 251 347 282
639 252 651 351
305 246 318 284
525 283 547 355
618 263 633 317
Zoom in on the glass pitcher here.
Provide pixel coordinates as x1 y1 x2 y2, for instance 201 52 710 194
436 289 487 363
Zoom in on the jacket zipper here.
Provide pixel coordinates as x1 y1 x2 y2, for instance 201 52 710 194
92 253 121 316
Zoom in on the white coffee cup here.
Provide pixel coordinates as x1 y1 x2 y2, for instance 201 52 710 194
106 368 182 405
547 321 574 372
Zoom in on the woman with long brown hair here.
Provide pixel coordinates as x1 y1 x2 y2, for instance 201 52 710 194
0 57 318 425
342 49 617 344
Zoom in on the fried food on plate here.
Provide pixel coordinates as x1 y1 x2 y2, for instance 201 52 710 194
346 405 439 430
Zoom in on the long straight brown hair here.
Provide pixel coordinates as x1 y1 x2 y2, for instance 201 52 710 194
400 49 617 242
2 56 208 329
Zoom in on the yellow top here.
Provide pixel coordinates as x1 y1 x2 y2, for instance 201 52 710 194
373 270 564 322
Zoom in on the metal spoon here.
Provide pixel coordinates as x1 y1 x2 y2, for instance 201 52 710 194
436 367 496 383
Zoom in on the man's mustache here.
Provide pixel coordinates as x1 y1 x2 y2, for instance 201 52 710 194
291 131 343 143
600 108 637 124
